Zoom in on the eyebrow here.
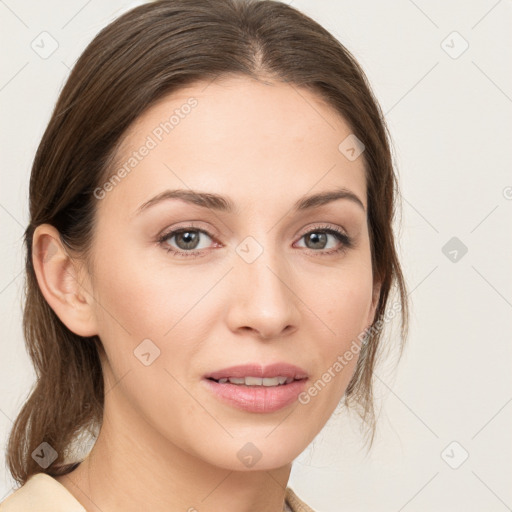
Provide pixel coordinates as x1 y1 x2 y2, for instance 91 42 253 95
135 186 365 215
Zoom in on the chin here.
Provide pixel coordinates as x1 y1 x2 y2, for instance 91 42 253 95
190 430 312 472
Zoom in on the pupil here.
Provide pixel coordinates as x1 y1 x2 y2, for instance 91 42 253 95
307 232 326 249
177 231 199 250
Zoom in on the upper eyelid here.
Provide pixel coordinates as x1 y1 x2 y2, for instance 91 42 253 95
158 224 215 241
159 222 347 236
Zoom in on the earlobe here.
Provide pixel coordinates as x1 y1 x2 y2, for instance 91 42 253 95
32 224 98 337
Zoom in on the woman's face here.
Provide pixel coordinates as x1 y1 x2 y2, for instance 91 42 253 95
85 75 378 471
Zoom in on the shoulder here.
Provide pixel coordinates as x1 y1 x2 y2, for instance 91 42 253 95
285 486 317 512
0 473 86 512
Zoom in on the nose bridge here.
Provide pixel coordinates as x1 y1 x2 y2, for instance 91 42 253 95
227 232 299 338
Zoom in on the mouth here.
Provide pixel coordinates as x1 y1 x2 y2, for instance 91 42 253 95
202 363 309 413
206 375 300 386
204 362 308 381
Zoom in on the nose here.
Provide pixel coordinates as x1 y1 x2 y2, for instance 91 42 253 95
224 243 300 340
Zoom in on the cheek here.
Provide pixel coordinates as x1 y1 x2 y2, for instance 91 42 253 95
89 247 217 430
328 284 372 338
92 239 210 336
305 261 374 339
297 263 373 409
90 240 226 382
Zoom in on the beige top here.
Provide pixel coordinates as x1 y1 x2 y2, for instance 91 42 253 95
0 473 316 512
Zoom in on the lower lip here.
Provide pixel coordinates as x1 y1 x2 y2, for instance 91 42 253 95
202 378 308 413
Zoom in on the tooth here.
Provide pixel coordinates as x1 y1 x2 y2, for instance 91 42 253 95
244 376 263 386
221 376 292 386
262 377 280 386
228 377 246 384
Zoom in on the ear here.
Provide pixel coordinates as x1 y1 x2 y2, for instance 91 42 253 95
366 278 382 328
32 223 99 337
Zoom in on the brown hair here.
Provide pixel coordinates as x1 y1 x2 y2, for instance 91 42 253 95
7 0 408 486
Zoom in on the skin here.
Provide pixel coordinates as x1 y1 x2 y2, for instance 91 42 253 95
33 75 380 512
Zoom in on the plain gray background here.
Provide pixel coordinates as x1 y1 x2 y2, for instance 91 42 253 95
1 1 511 510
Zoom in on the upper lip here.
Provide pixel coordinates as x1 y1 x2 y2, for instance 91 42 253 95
204 363 309 381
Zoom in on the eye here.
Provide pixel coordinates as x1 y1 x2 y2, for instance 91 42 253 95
157 224 353 258
157 227 216 257
295 225 353 255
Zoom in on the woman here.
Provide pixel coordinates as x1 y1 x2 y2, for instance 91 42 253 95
2 0 408 510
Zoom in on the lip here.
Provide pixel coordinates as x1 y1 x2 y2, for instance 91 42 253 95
202 363 309 413
203 363 309 381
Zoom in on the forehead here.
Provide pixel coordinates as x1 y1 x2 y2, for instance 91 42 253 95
100 75 367 218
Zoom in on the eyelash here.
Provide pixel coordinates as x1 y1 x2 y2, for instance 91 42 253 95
157 224 353 258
